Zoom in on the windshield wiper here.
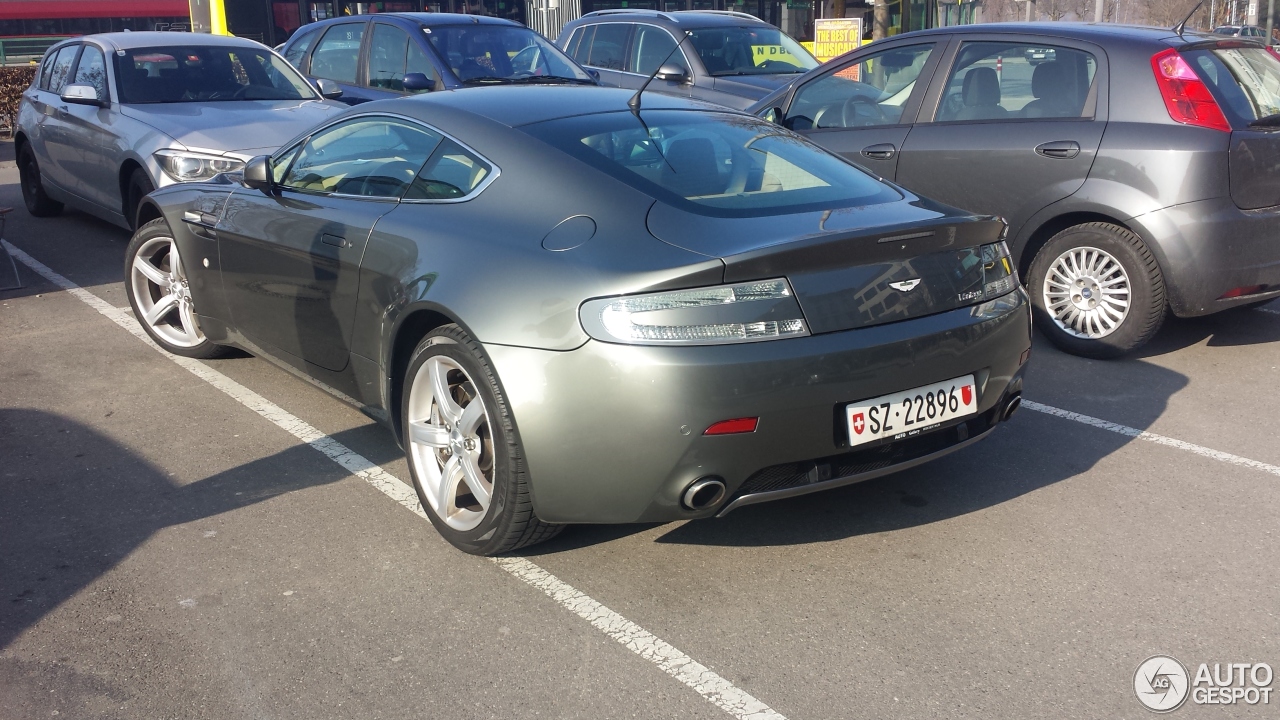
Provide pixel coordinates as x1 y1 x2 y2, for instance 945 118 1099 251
507 76 595 85
1249 113 1280 128
460 76 516 85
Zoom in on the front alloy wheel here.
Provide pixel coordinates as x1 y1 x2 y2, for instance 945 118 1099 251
124 219 229 359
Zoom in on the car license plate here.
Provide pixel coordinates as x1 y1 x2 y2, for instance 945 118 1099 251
845 374 977 448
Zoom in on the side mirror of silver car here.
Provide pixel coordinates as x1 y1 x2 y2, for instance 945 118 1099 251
242 155 273 192
654 64 689 84
60 83 104 107
314 78 343 99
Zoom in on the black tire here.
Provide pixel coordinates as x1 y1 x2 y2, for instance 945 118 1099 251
18 144 63 217
125 168 155 231
124 218 231 359
1027 222 1166 359
401 324 562 555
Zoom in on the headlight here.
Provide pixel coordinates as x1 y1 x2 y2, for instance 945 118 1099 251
580 278 810 346
154 149 245 182
982 241 1018 299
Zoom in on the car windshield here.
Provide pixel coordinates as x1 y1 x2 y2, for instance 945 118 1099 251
1188 46 1280 122
686 27 818 77
523 110 900 217
424 25 592 83
114 45 316 103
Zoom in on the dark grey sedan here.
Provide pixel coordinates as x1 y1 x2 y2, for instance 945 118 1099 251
750 23 1280 357
125 86 1031 554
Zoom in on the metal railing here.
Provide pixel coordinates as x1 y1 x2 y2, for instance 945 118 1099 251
0 36 71 67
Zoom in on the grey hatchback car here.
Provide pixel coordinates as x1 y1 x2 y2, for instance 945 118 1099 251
557 10 818 110
751 23 1280 357
17 32 345 230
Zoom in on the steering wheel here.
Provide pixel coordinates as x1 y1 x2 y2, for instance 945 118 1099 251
841 96 889 127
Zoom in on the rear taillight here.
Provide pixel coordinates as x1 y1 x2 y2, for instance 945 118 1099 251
1151 48 1231 132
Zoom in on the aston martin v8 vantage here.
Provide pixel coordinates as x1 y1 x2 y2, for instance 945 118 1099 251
125 86 1032 554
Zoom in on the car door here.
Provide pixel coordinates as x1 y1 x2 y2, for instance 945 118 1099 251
216 115 444 371
569 23 633 88
780 41 943 182
365 21 441 95
28 43 82 193
305 21 372 104
895 35 1107 240
58 43 120 210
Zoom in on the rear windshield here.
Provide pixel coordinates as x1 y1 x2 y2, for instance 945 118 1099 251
114 45 316 104
522 110 900 217
1187 46 1280 122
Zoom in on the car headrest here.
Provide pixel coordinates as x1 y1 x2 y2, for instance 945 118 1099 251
664 137 721 197
1031 60 1073 100
962 67 1001 107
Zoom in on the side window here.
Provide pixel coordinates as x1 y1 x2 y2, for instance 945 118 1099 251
562 27 584 57
786 44 934 130
570 26 595 65
284 26 321 69
405 42 439 94
311 22 366 84
404 139 493 201
45 45 81 94
628 25 688 76
272 144 302 184
72 45 108 100
282 117 443 198
935 42 1097 122
368 23 410 90
584 23 630 71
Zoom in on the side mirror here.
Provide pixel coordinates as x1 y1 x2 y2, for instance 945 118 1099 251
60 83 104 106
242 155 273 192
402 72 434 92
654 64 689 83
314 78 343 99
586 68 601 82
761 106 783 125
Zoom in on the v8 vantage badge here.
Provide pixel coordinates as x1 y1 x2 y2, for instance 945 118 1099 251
1134 655 1274 712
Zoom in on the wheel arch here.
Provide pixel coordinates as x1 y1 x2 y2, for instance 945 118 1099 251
118 158 149 220
1014 211 1136 279
13 131 29 155
134 197 165 230
385 304 466 443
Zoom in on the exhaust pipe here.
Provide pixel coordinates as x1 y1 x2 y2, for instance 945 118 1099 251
681 476 726 511
1002 393 1022 421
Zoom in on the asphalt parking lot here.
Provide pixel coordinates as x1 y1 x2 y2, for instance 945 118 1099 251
2 159 1278 719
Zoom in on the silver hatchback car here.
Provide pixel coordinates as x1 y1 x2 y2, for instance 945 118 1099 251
17 32 345 230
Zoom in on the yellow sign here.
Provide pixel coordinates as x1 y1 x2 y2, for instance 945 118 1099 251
813 18 863 64
751 45 807 68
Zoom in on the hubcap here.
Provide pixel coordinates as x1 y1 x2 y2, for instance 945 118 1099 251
130 236 205 348
405 355 494 531
1043 246 1131 339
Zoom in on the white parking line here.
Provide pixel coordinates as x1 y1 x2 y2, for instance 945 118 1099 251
1258 306 1280 316
1022 400 1280 477
2 239 786 720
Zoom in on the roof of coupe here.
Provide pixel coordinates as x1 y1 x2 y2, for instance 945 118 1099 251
385 85 733 127
901 21 1221 44
76 31 275 51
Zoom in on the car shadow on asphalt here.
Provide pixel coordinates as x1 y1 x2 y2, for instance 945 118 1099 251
1135 304 1280 357
0 407 364 651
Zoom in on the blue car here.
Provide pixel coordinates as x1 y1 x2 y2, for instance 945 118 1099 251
280 13 595 105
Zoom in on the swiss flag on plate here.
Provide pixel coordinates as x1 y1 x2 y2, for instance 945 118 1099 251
961 385 973 406
851 412 865 435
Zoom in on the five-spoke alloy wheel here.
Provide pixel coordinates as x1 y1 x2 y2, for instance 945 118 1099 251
402 325 560 554
124 219 228 359
1028 222 1166 359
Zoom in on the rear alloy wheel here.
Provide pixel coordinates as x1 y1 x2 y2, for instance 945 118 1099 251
124 219 229 359
1028 222 1166 359
402 324 561 555
18 145 63 217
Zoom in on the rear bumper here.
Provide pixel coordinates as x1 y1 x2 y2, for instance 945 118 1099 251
484 289 1032 524
1132 197 1280 316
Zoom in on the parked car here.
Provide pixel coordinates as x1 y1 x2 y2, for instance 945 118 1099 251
16 32 346 231
750 23 1280 358
556 9 819 110
124 86 1031 554
1212 24 1269 38
1023 46 1056 64
279 13 595 105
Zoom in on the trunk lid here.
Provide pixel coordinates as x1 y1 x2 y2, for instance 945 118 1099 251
647 200 1007 333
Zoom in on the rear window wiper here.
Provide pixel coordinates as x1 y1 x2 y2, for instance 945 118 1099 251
1249 113 1280 129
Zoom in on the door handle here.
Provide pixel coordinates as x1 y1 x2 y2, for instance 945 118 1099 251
861 143 897 160
1035 141 1081 159
321 233 348 248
